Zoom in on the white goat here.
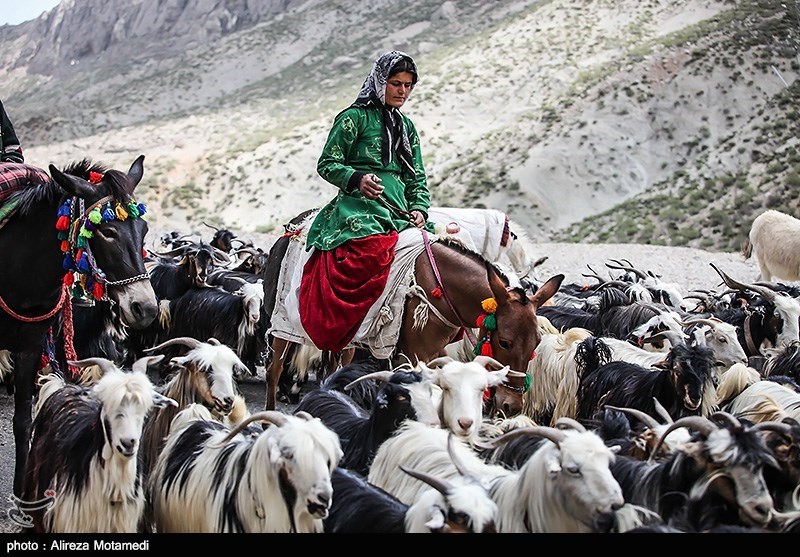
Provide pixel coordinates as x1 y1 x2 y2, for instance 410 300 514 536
19 357 177 533
744 209 800 282
367 420 624 533
149 408 342 532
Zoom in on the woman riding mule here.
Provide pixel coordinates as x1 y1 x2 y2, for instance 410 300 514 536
300 50 434 353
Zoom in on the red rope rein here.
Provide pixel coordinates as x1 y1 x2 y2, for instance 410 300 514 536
0 283 68 322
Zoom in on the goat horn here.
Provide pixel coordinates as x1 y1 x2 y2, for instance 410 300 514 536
605 405 661 429
447 432 476 481
207 337 222 346
473 425 566 451
131 354 165 374
648 415 717 463
295 411 314 421
145 336 203 353
425 356 455 369
344 371 394 391
652 397 674 424
213 411 288 445
709 411 742 431
202 221 220 231
752 421 793 437
709 262 776 303
67 357 119 375
554 417 587 432
606 259 648 279
399 465 454 496
473 355 507 371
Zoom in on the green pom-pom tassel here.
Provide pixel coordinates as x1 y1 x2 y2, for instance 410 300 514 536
524 373 531 393
71 285 85 299
483 313 497 331
76 235 88 249
88 208 102 224
127 202 140 218
79 226 93 239
473 339 484 357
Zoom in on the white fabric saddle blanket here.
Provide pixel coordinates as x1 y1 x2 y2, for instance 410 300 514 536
268 211 433 360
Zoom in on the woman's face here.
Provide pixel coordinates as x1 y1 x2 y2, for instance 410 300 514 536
384 71 415 108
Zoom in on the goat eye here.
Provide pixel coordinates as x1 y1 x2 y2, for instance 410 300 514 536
448 511 469 525
567 465 581 475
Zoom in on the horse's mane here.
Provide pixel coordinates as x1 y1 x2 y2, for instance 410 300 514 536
13 159 131 216
437 237 528 303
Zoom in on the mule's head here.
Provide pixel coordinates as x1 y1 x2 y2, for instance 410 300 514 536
485 262 564 374
49 155 158 329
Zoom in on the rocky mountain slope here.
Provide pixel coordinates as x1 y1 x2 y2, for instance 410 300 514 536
1 0 798 251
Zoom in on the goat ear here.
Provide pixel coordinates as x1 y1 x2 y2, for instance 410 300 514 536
424 507 447 531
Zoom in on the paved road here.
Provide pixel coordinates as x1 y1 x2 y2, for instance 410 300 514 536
0 373 304 534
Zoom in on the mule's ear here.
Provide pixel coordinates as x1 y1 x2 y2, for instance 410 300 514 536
127 154 145 188
529 274 564 308
49 164 93 198
486 260 512 305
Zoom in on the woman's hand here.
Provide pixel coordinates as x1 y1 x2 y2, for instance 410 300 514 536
359 173 384 200
410 210 425 228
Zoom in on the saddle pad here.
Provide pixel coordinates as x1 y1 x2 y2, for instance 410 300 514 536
0 163 51 205
268 211 432 360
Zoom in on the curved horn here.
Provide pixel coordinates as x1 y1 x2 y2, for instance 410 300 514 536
399 465 453 496
207 338 222 346
145 336 203 353
606 259 648 280
67 357 119 375
710 262 776 303
648 415 717 463
344 370 394 391
652 398 674 424
554 417 587 432
604 405 661 429
202 221 220 232
213 411 288 445
709 411 743 431
150 245 191 259
426 356 455 369
753 421 793 437
474 426 566 450
131 354 165 374
473 355 507 371
295 411 314 421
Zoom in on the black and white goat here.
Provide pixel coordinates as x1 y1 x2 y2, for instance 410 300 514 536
148 408 342 532
574 334 717 423
609 412 782 530
18 357 177 533
367 419 624 533
324 435 497 533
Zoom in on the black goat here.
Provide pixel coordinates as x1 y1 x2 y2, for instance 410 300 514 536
609 413 784 530
295 363 436 475
574 336 717 423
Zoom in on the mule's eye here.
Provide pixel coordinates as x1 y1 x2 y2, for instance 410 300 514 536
498 339 511 350
96 227 119 240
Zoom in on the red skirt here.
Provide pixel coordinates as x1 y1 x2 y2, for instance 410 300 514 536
299 232 398 352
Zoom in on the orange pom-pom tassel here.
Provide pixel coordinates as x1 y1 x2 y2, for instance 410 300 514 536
481 297 498 314
430 286 442 299
60 240 70 253
56 215 70 231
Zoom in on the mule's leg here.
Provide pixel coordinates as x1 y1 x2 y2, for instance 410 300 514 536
266 337 289 411
12 351 37 497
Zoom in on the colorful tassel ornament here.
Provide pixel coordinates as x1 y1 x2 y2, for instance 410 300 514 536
480 339 493 357
88 171 104 184
102 206 115 221
115 202 128 221
483 313 497 331
92 281 104 300
481 297 498 314
430 286 442 299
63 273 74 286
524 373 532 393
56 215 70 231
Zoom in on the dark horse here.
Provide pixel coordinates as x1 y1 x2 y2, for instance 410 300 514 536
0 155 158 496
263 224 564 411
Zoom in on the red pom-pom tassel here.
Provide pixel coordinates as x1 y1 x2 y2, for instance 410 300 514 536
63 273 74 286
482 387 492 402
142 248 148 258
430 286 442 299
476 314 486 328
56 215 70 231
480 340 493 357
60 240 70 253
93 282 104 300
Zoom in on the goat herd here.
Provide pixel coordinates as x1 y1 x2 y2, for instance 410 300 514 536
4 209 800 536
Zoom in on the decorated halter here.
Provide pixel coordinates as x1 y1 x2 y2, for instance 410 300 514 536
55 171 148 301
472 296 535 394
